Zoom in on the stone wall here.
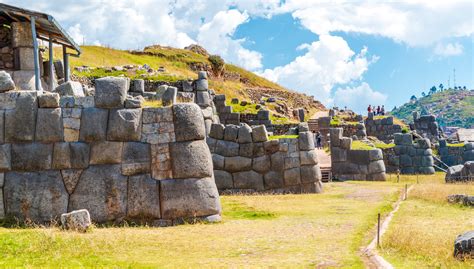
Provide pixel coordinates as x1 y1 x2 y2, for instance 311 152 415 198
207 124 323 193
214 94 240 125
411 112 440 142
439 140 474 166
392 133 435 174
0 77 221 224
0 25 14 70
329 128 386 181
381 147 398 173
365 113 402 142
331 122 366 140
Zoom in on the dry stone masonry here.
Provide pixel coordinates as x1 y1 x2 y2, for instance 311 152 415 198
330 128 386 181
208 123 323 193
439 140 474 166
390 133 435 174
0 76 221 225
411 112 441 142
365 113 402 142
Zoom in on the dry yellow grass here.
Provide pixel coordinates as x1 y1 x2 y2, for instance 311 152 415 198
381 173 474 268
0 182 401 268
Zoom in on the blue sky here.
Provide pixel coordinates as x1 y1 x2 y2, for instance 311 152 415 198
5 0 473 114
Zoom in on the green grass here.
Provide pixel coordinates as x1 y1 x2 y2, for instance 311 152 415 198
142 100 163 108
0 182 402 268
374 141 395 149
447 142 465 147
380 174 474 268
351 140 376 150
226 102 260 114
268 134 299 140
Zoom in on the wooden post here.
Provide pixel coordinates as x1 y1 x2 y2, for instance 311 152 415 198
405 184 408 200
377 213 381 247
48 36 54 91
63 45 69 82
30 16 41 92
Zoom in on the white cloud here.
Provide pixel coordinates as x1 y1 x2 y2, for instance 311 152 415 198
278 0 474 47
434 42 464 57
260 35 377 104
333 83 387 114
197 10 263 70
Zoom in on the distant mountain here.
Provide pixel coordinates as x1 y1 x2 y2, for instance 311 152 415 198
390 89 474 128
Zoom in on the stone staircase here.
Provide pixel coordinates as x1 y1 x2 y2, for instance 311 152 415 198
308 118 319 132
320 166 332 182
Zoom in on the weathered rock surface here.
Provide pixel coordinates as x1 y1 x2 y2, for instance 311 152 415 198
233 170 264 190
35 108 63 142
94 77 127 108
79 108 108 141
5 91 37 142
11 143 52 171
61 209 92 232
173 103 205 142
4 171 68 222
55 81 84 97
69 165 128 223
107 109 142 141
127 174 161 220
170 140 213 179
90 141 123 165
454 231 474 259
38 92 60 108
0 71 15 92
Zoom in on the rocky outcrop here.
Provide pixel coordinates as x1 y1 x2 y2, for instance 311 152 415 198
446 161 474 182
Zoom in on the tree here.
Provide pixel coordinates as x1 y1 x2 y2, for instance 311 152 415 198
439 83 444 91
421 91 426 97
410 95 417 102
429 86 437 95
208 55 225 78
463 86 467 90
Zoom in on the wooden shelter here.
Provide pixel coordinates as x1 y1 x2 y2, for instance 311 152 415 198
0 3 81 91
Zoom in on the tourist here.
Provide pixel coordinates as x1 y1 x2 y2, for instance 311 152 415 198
376 106 381 115
316 132 322 149
381 105 385 115
367 105 372 115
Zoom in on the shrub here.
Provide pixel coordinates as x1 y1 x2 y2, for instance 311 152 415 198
208 55 225 77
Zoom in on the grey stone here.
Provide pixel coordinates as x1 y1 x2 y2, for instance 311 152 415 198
264 171 284 189
5 91 37 142
125 95 144 108
95 77 128 108
418 166 435 174
60 169 83 194
348 150 370 165
214 170 233 189
195 79 208 91
340 137 352 150
90 141 123 165
284 157 300 169
300 150 318 165
237 124 253 143
416 138 431 149
107 109 142 141
454 230 474 259
253 142 265 157
55 81 84 97
239 143 253 157
400 155 412 167
252 125 268 142
35 108 64 142
170 140 213 179
0 144 11 171
264 140 280 155
369 149 383 161
368 160 386 174
225 156 252 172
69 165 128 223
198 71 208 80
160 177 221 220
196 91 211 107
331 147 347 162
11 143 52 171
224 125 239 141
130 79 145 93
122 142 150 176
162 86 177 106
0 71 15 92
215 140 239 157
61 209 91 232
182 80 193 92
233 170 264 190
271 152 285 171
421 156 434 167
52 142 89 169
209 123 225 139
329 128 342 146
173 103 206 142
212 154 225 170
11 70 35 91
299 132 315 151
367 172 386 181
284 167 301 186
38 92 60 108
253 155 271 173
446 165 463 181
79 108 108 141
127 174 161 220
300 165 321 183
206 137 217 153
4 171 68 222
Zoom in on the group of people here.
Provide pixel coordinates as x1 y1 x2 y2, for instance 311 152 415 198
367 105 385 116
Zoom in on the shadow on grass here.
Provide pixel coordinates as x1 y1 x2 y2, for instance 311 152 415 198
222 200 278 220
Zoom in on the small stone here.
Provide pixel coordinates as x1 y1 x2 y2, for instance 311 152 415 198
61 209 91 232
162 86 177 106
55 81 84 97
252 125 268 142
38 92 60 108
0 71 15 92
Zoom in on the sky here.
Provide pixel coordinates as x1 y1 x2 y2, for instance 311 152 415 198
4 0 473 113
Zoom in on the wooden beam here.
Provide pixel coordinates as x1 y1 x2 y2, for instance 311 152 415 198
49 36 54 91
30 16 42 92
63 45 69 82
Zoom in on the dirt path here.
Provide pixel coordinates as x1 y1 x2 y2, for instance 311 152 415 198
361 185 414 269
311 110 329 120
316 148 331 168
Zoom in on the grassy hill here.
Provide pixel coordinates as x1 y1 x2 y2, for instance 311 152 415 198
54 45 324 120
390 89 474 128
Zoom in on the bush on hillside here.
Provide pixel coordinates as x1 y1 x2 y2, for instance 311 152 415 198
208 55 225 78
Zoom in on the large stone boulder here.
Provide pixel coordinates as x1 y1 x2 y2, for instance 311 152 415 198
52 142 90 169
127 174 161 220
69 165 128 223
454 231 474 259
38 92 60 108
4 171 68 222
252 125 268 142
446 164 464 182
173 103 206 142
209 123 225 140
55 81 84 97
224 156 252 172
35 108 64 142
61 209 92 232
160 177 221 220
107 109 142 141
79 108 109 141
11 143 53 171
90 141 123 165
0 71 15 92
5 91 37 142
299 132 315 151
214 170 233 189
233 170 264 190
170 140 213 179
237 124 253 143
94 77 128 108
121 142 151 176
162 86 177 106
215 140 239 157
